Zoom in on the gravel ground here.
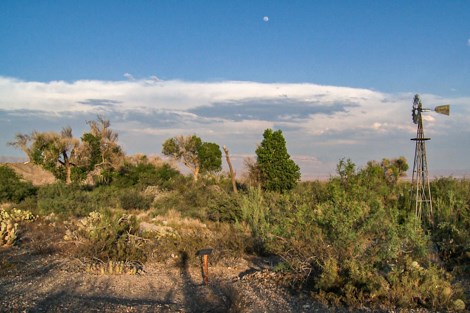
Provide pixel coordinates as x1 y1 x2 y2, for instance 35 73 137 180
0 247 338 313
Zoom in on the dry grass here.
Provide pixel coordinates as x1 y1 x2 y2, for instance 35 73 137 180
153 209 209 232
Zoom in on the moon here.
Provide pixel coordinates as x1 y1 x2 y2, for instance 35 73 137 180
263 16 269 22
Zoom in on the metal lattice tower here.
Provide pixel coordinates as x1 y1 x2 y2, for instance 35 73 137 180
410 94 450 222
411 95 432 221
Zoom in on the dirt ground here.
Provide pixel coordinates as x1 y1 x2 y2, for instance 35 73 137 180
0 222 339 313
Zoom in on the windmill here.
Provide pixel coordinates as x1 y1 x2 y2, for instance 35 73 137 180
410 94 449 222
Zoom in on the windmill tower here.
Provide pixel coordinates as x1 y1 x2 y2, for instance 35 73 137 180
410 94 449 222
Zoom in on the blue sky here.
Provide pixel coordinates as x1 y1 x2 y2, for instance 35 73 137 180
1 1 470 178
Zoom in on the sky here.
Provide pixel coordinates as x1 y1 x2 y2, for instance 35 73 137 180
1 1 470 179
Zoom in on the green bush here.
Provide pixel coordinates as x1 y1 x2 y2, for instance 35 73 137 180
0 165 37 203
119 190 152 210
251 159 464 311
206 191 241 223
431 177 470 270
36 183 119 216
153 177 235 220
112 162 181 190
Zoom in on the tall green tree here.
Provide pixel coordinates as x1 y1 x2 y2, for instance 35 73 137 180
256 129 300 192
162 135 221 181
198 142 222 173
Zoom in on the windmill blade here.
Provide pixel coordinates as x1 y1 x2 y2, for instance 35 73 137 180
434 105 450 116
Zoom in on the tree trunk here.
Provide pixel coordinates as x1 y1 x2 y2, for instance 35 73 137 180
64 155 72 185
223 145 237 193
193 166 199 181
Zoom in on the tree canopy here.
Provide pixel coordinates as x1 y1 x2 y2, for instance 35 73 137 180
9 116 124 185
9 127 80 184
162 135 221 181
255 129 300 192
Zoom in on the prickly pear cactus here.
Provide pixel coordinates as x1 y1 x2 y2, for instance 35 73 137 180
0 208 36 246
64 211 103 241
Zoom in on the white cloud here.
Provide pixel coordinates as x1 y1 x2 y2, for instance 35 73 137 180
468 38 470 46
123 73 135 81
0 76 469 178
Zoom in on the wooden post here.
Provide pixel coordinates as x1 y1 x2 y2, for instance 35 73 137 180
223 145 238 194
203 254 209 285
196 248 213 285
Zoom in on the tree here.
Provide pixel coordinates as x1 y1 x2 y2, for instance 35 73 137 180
198 142 222 173
223 145 238 193
162 135 222 181
380 156 409 185
255 129 300 192
83 116 124 169
8 117 124 185
79 116 125 184
10 127 80 184
8 133 33 161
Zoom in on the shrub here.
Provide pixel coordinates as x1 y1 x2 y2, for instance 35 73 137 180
153 177 236 220
0 165 37 203
112 162 181 190
146 210 253 265
431 177 470 270
66 211 149 268
119 190 152 210
36 183 118 217
206 188 242 223
251 159 464 311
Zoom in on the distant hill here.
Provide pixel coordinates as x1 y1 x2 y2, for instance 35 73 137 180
0 156 26 163
2 162 56 185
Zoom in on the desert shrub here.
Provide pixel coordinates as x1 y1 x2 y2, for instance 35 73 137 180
37 183 117 216
13 196 38 213
67 211 148 266
431 177 470 270
207 195 241 223
0 165 37 203
293 180 330 206
119 189 152 210
112 162 182 190
257 160 464 310
145 210 253 265
239 187 270 242
153 177 237 220
385 257 464 310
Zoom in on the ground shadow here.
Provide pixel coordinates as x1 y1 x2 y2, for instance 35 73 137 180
178 250 232 312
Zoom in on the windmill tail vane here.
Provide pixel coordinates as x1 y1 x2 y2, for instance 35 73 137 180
435 105 450 116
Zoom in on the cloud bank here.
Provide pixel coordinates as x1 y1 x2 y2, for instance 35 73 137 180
1 76 469 179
